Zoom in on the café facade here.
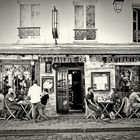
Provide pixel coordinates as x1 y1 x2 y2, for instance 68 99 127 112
0 0 140 116
0 46 140 115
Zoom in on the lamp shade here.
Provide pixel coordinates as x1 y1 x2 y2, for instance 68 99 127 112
31 60 35 66
113 0 124 13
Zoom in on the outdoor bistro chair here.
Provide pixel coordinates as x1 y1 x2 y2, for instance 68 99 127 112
84 98 97 120
114 98 125 119
129 106 140 119
4 99 16 120
0 98 6 120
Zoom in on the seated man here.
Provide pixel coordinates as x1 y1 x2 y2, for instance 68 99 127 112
85 87 102 119
129 89 140 108
5 87 23 119
0 90 5 118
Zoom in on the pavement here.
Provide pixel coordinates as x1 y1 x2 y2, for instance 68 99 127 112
0 114 140 136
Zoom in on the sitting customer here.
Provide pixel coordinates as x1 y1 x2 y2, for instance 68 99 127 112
129 88 140 108
85 87 102 119
0 90 5 118
5 87 23 119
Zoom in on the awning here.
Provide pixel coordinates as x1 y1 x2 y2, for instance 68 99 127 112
0 44 140 55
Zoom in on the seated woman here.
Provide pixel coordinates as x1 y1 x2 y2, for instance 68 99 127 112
5 87 23 119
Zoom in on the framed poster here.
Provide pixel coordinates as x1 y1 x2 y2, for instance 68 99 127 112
42 76 54 93
91 72 110 91
45 61 52 73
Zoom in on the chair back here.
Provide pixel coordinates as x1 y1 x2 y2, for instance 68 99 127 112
4 98 16 119
0 94 4 110
84 98 91 116
117 97 125 112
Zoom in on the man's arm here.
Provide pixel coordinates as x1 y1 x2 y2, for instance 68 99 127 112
136 94 140 102
87 98 100 109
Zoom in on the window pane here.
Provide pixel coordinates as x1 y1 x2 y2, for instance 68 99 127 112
75 5 84 29
31 4 40 27
20 4 30 27
86 5 95 29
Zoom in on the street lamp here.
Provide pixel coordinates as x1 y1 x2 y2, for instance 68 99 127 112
31 55 35 84
113 0 124 14
52 6 58 45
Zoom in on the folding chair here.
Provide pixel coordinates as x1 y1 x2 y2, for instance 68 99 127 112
129 107 140 119
114 98 125 118
4 100 16 120
84 99 97 120
0 96 6 120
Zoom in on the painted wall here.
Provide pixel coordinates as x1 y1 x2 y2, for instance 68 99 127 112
85 55 115 100
0 0 138 44
0 0 18 44
40 61 57 116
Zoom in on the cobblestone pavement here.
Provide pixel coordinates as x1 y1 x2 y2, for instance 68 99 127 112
1 116 140 135
0 131 140 140
0 117 140 130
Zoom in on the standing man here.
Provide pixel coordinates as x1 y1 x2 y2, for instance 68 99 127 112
28 80 48 122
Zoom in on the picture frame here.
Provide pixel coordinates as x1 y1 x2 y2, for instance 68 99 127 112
45 61 52 73
42 76 54 93
91 72 110 91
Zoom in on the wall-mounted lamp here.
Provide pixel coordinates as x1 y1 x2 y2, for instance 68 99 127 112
52 6 58 45
31 55 35 66
113 0 124 14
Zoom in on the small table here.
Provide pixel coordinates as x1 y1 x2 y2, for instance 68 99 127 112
18 100 31 120
98 100 114 116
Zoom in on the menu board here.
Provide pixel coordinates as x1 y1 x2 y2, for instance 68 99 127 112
91 72 110 91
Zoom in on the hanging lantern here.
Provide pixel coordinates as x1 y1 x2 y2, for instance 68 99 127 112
31 55 35 66
113 0 124 14
52 6 58 45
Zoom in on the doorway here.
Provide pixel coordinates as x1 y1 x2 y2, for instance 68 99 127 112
56 63 85 114
69 70 83 111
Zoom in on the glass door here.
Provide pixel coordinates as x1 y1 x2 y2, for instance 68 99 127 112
56 69 69 113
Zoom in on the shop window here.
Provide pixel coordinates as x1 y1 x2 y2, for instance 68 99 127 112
0 65 33 97
18 4 40 39
74 2 97 40
115 65 140 97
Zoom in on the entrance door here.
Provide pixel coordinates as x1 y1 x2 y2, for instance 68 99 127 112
56 69 69 113
56 66 85 114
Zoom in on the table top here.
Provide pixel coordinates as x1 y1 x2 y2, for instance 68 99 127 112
98 100 113 104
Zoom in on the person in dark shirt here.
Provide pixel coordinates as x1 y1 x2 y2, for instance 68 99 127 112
41 88 49 119
85 87 102 119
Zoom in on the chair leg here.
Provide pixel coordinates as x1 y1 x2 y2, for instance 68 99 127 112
6 110 16 120
129 109 139 119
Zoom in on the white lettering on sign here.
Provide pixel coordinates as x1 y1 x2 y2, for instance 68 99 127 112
50 55 86 63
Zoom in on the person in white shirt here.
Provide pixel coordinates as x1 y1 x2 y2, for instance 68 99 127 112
28 80 48 122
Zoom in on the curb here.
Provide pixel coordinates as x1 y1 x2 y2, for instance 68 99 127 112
0 127 140 136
